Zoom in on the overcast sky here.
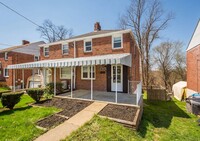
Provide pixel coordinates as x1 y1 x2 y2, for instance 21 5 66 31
0 0 199 51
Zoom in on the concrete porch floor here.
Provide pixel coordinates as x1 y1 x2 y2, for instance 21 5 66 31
58 89 137 105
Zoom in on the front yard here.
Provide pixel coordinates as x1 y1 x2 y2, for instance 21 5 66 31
0 89 199 141
0 95 59 141
66 94 200 141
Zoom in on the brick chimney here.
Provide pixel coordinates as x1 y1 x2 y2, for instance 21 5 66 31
94 22 101 31
22 40 30 45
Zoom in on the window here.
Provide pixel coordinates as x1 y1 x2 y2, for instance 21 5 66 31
62 44 69 54
34 56 39 61
5 52 8 60
60 67 71 79
112 35 122 49
44 47 49 57
4 68 9 77
81 66 95 80
84 40 92 52
36 69 41 76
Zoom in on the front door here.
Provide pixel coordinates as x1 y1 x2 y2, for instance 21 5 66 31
111 65 123 92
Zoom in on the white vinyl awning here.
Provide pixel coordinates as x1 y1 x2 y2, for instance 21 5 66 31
7 53 132 69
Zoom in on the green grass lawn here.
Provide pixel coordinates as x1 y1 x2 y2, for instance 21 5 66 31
0 94 59 141
0 87 10 91
66 95 200 141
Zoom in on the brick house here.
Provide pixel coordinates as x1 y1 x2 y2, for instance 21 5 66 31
8 22 142 105
187 20 200 96
0 40 45 89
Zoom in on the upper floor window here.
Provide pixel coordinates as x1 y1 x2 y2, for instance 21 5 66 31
81 66 95 80
4 68 9 77
34 56 39 61
5 52 8 60
84 40 92 52
112 34 123 49
44 47 49 57
62 44 69 55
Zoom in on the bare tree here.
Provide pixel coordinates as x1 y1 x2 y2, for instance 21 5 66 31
174 50 186 81
37 20 73 43
153 41 185 91
119 0 173 87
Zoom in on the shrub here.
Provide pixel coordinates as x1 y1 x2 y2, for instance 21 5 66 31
45 82 63 94
0 90 11 98
1 91 24 110
0 82 10 89
26 88 45 103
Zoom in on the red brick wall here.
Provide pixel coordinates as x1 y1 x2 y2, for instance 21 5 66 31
40 42 74 60
39 33 139 92
76 65 107 91
40 33 131 60
187 45 200 92
0 51 34 88
129 35 140 82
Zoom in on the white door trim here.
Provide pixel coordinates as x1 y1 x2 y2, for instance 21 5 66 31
111 64 123 92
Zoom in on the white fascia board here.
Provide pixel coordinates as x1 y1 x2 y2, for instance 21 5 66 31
39 29 132 47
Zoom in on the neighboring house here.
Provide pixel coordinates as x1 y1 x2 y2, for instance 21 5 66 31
8 22 141 105
0 40 45 89
187 20 200 96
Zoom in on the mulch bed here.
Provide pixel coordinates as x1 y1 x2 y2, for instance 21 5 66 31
98 104 138 122
36 114 67 129
35 97 93 129
36 98 93 118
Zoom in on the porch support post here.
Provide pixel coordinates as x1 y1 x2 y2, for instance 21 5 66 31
115 63 118 103
32 69 34 88
22 69 24 89
91 65 93 100
13 69 15 92
73 67 76 89
54 67 56 96
43 68 46 86
71 66 73 98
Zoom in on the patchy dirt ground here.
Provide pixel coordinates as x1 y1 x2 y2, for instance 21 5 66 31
98 104 138 122
36 115 67 129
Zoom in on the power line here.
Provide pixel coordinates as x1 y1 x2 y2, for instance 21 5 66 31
0 1 41 27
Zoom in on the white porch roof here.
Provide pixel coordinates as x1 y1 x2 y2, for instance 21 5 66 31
7 53 132 69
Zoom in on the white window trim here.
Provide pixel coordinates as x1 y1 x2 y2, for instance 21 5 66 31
37 69 41 76
84 39 92 52
43 46 49 57
62 43 69 55
3 68 9 77
81 66 96 80
60 67 71 79
5 52 8 60
112 34 123 49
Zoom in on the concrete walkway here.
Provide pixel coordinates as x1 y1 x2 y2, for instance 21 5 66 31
34 102 107 141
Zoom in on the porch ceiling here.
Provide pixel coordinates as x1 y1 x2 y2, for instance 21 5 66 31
7 53 132 69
